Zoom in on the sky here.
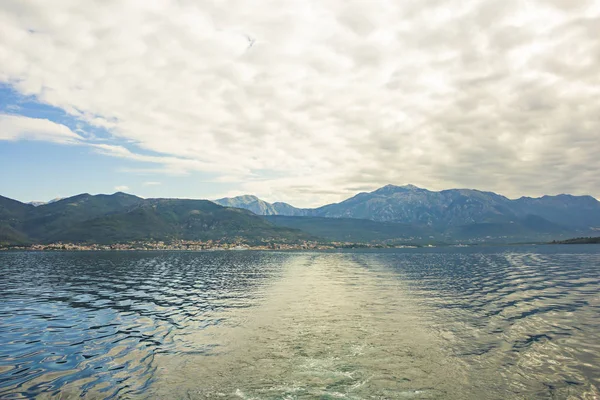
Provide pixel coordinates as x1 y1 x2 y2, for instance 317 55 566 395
1 0 599 207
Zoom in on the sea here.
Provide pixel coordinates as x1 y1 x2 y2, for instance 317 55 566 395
1 245 599 399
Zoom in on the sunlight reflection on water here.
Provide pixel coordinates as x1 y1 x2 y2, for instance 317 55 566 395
1 246 599 399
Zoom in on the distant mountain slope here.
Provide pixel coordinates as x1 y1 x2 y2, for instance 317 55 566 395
265 215 434 243
23 192 144 240
266 214 575 244
218 185 600 232
213 195 307 216
312 185 517 227
0 195 35 244
0 223 30 245
513 195 600 229
446 215 574 243
0 195 34 220
2 184 598 246
0 193 314 245
27 198 64 207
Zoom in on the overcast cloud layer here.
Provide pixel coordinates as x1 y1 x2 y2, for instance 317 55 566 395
1 0 599 206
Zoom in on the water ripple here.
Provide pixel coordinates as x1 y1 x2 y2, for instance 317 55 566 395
1 246 599 399
0 251 284 398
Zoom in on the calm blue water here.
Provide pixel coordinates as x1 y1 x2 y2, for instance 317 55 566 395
1 246 599 399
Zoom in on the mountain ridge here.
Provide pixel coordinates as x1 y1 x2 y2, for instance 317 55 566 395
214 184 600 231
0 193 314 245
4 184 598 245
213 195 308 216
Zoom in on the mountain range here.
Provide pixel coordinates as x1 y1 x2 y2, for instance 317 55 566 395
215 184 600 242
0 193 313 245
27 198 63 207
1 184 599 246
214 195 308 216
215 184 600 228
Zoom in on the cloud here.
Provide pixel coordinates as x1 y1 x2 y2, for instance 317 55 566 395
114 185 129 192
0 114 83 144
1 0 600 205
143 181 161 186
0 114 210 176
90 143 235 175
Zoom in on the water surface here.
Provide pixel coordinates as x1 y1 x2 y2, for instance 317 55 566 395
1 246 599 399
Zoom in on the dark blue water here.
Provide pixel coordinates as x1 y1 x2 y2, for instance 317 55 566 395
1 246 599 399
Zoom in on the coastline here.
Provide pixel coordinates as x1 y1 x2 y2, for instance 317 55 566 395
0 241 421 252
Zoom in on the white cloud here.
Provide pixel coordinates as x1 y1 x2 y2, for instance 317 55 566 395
1 0 600 206
90 143 237 175
143 181 161 186
0 114 83 144
114 185 129 192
